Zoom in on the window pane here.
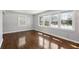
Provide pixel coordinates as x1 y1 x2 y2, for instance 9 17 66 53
44 16 50 26
44 19 50 26
60 12 73 30
18 16 27 26
39 16 50 26
39 17 43 25
51 15 58 28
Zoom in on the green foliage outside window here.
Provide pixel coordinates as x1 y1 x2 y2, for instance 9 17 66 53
61 18 72 25
40 21 43 25
45 21 49 26
51 21 58 25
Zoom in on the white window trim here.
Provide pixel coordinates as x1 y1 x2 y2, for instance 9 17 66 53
50 14 59 28
59 11 75 31
18 15 27 27
38 11 75 31
38 15 51 28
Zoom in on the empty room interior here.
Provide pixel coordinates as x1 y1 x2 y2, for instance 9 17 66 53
0 10 79 49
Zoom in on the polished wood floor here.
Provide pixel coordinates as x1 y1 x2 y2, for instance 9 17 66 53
1 30 79 49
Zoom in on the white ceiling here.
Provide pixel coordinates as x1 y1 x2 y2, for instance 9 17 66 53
10 10 47 14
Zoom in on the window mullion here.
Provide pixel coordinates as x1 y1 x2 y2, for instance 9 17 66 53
58 14 61 28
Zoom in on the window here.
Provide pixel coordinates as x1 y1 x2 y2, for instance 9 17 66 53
39 16 43 25
51 14 59 28
39 11 74 30
60 12 73 30
44 16 50 26
18 15 27 26
39 16 50 27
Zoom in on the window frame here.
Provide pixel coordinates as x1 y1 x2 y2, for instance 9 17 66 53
38 15 51 27
18 15 27 26
38 11 75 31
50 14 59 28
59 11 75 30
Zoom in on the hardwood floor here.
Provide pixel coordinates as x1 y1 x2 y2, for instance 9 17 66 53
1 30 79 49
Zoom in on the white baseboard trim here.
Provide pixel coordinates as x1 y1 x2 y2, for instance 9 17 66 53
34 29 79 44
3 29 33 34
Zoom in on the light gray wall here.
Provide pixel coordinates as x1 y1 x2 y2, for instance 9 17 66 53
0 10 3 47
3 10 79 43
33 10 79 43
3 11 33 34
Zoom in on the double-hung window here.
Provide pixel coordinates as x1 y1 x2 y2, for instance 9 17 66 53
50 14 59 28
39 16 43 26
44 16 50 27
39 16 50 27
39 11 74 30
60 12 73 30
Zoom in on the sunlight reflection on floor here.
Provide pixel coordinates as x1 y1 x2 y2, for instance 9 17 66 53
44 39 49 49
39 36 43 47
50 43 58 49
18 36 26 47
60 47 65 49
38 36 59 49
